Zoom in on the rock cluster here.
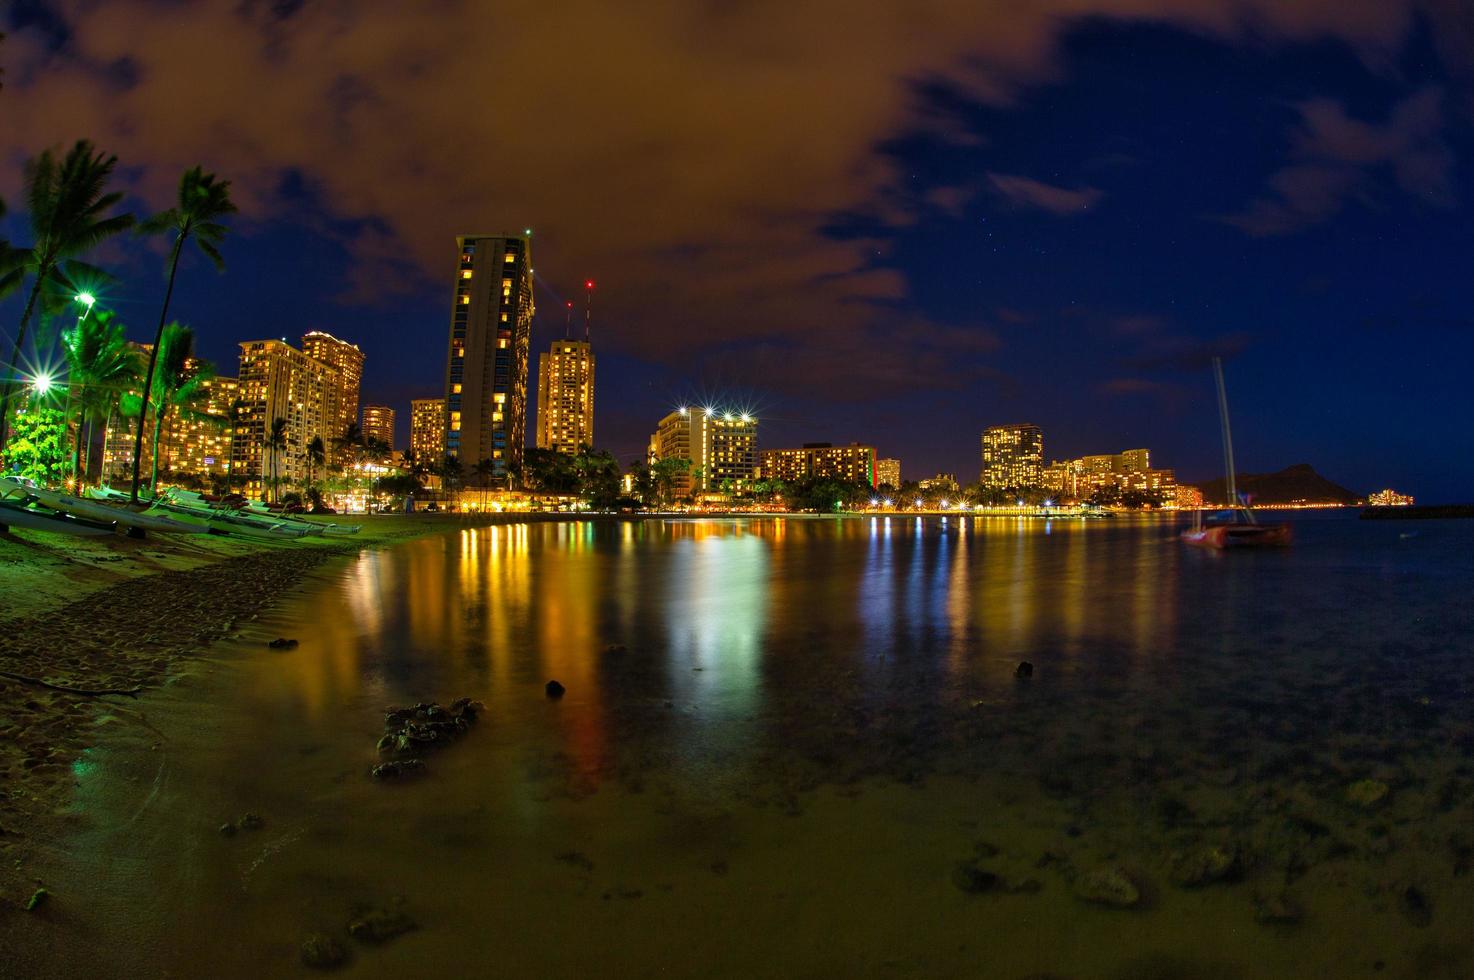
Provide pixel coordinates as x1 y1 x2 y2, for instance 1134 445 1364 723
372 697 482 778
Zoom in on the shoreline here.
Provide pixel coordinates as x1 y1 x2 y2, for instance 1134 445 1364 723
0 513 574 913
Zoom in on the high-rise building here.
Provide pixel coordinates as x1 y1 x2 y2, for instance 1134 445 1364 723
410 397 445 463
361 404 396 449
232 339 340 495
102 346 238 483
760 443 876 486
300 331 364 463
981 424 1043 489
1044 448 1176 504
536 340 595 454
1368 488 1413 506
649 405 759 496
443 233 534 483
875 458 901 489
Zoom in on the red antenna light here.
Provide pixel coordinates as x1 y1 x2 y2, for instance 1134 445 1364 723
585 280 595 289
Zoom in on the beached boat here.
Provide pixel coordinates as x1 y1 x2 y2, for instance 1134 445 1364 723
4 479 212 535
1182 358 1291 550
0 496 118 536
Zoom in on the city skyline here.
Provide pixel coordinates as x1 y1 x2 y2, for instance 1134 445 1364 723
2 5 1471 501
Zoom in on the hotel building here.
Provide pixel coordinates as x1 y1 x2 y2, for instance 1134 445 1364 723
299 331 364 464
1368 488 1413 506
231 339 340 494
649 406 759 496
981 424 1044 489
443 233 534 483
535 339 595 455
410 397 446 463
102 349 238 482
760 443 876 486
1042 447 1177 503
875 457 901 489
361 404 396 449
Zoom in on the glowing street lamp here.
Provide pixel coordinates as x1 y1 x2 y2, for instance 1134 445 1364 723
76 292 96 308
31 371 54 396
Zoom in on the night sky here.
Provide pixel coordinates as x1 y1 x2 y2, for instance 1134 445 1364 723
3 2 1471 500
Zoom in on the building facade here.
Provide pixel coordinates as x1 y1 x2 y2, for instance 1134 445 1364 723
649 406 759 496
1043 447 1177 504
361 404 396 449
1368 488 1413 506
874 457 901 489
101 347 238 484
443 233 534 483
535 339 595 455
760 443 876 486
981 424 1043 489
299 331 363 464
410 397 445 464
231 339 340 495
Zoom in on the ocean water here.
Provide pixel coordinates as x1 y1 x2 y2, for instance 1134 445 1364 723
25 514 1474 978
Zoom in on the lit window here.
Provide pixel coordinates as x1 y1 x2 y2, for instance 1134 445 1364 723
452 384 462 393
459 295 470 305
461 270 473 279
503 254 514 263
497 339 509 349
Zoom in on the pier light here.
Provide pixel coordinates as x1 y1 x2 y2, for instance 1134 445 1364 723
914 498 923 509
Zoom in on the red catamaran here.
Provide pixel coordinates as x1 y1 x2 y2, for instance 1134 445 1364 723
1182 357 1292 550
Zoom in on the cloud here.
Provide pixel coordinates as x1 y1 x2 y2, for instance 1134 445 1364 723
1125 331 1253 372
0 1 1454 398
1221 87 1455 236
987 173 1103 215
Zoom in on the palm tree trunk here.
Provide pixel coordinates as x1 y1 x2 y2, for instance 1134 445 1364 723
130 234 184 503
149 407 166 493
72 396 86 492
0 277 47 450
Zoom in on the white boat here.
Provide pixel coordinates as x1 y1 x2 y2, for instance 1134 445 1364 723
6 478 211 535
0 496 117 536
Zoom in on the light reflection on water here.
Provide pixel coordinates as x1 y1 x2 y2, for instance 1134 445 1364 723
48 514 1474 979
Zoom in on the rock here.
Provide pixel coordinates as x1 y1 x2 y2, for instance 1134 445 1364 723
1254 889 1303 924
238 812 265 830
218 822 237 837
25 887 48 911
1401 884 1432 927
1347 779 1388 808
371 759 425 779
1170 846 1238 887
347 904 418 945
1015 661 1034 679
267 638 299 650
951 862 999 894
546 680 566 699
301 932 348 969
1073 867 1141 908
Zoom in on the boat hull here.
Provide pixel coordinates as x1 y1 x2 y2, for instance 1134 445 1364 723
0 498 117 537
1181 523 1292 549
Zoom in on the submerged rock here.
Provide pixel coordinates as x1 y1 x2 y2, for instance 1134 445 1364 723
1401 884 1432 927
267 638 299 650
301 932 347 969
1073 867 1141 908
371 759 425 779
218 822 237 837
1347 779 1389 809
347 903 418 944
239 812 265 831
546 680 566 699
1254 889 1303 925
1015 661 1034 679
1170 846 1238 887
951 862 999 894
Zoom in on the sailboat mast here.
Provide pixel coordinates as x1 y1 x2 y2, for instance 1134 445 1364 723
1213 356 1239 508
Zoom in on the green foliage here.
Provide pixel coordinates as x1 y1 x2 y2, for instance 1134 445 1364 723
2 404 69 484
784 475 874 512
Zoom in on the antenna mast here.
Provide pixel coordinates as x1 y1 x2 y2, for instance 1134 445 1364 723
584 280 594 342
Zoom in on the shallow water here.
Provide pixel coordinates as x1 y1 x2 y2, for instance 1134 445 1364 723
20 514 1474 978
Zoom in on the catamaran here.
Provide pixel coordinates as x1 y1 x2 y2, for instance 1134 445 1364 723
1181 358 1291 550
2 477 213 535
0 480 118 537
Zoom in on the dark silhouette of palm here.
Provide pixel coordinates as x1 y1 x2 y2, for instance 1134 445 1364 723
307 435 326 488
129 166 235 502
266 417 289 502
0 141 134 450
61 307 141 491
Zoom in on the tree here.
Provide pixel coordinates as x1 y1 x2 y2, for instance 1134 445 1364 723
574 448 621 509
266 416 288 502
306 435 326 489
1 404 69 485
440 455 465 506
471 457 495 509
651 456 691 507
0 141 134 450
129 166 235 503
628 461 655 505
61 307 141 491
119 323 214 494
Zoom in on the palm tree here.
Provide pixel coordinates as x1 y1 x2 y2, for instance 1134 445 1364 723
333 420 363 469
266 417 288 503
440 455 465 508
61 307 140 491
119 323 213 494
306 435 325 489
471 457 495 510
0 141 134 450
129 166 236 502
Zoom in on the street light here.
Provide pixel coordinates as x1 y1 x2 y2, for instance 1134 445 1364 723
31 372 54 395
75 292 96 308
